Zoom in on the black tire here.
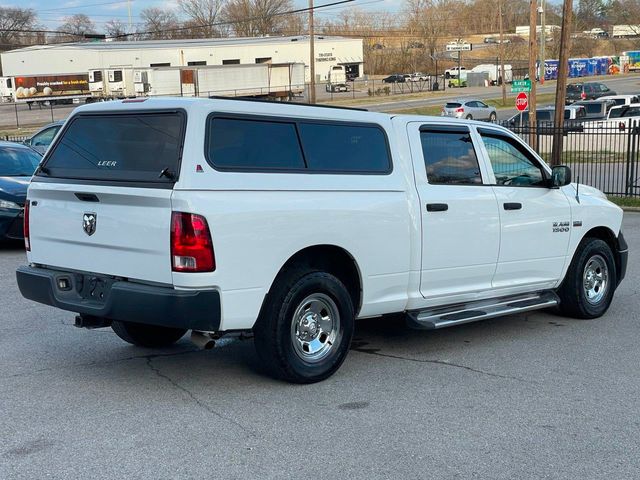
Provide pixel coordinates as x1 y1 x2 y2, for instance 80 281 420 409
557 237 617 319
489 112 497 122
253 268 355 384
111 321 187 348
466 114 473 120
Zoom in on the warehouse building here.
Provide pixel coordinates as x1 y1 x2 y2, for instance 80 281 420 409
1 35 364 82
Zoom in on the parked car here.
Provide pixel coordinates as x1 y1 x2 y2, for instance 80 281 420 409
23 121 64 155
599 95 640 107
325 83 349 93
506 106 585 133
444 66 467 79
448 78 467 88
572 99 616 120
586 103 640 131
566 82 616 104
408 72 428 82
382 74 405 83
16 98 627 383
441 99 497 121
484 37 498 44
408 42 424 49
0 142 41 241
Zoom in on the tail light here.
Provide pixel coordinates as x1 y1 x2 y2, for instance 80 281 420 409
581 92 587 100
171 212 215 272
24 200 30 251
455 107 464 113
619 122 626 131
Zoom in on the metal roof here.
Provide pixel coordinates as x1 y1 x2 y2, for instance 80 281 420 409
7 35 357 53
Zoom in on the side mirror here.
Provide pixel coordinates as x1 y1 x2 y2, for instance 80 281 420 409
551 165 572 187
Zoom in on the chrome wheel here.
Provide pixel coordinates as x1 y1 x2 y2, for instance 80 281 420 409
291 293 341 363
583 254 609 305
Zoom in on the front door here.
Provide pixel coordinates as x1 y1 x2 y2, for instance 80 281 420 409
475 126 571 288
408 123 501 301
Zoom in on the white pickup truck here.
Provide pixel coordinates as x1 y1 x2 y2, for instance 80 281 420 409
17 98 628 383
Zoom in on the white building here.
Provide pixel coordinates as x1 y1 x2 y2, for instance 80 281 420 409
1 35 364 82
515 25 560 36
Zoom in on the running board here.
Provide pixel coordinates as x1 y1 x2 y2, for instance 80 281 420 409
407 291 559 330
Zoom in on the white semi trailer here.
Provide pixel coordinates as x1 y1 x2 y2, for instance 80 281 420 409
88 63 305 100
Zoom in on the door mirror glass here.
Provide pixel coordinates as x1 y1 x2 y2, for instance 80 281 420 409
551 165 572 187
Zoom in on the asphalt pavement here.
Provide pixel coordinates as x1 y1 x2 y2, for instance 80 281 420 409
1 214 640 479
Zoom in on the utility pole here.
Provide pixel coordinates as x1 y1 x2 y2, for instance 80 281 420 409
529 0 538 149
127 0 132 33
552 0 573 166
539 0 546 84
499 0 507 105
308 0 316 104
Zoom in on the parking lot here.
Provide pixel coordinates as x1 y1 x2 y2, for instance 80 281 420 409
1 214 639 479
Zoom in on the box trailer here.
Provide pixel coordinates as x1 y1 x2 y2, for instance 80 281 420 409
470 64 512 84
0 73 90 103
89 68 137 99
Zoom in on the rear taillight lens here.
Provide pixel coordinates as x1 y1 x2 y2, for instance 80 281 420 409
24 201 30 251
456 107 464 113
581 92 587 100
171 212 215 272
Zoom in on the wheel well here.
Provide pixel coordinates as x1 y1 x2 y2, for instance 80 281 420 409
583 226 621 274
271 245 362 315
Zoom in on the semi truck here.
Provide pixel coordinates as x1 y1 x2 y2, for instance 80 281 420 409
88 63 305 100
0 73 91 104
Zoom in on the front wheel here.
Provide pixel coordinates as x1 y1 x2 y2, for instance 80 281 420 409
111 321 187 348
557 237 617 319
254 269 354 383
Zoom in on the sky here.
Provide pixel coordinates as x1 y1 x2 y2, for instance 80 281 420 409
7 0 403 31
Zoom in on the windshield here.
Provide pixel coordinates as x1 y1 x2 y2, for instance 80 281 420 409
0 146 41 176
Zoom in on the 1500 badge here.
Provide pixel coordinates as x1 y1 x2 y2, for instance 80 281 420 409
553 221 570 233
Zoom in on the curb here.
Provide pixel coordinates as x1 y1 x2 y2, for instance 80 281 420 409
621 207 640 212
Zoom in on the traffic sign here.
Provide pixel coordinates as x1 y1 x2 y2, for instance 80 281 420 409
511 79 531 93
445 43 472 52
515 92 528 112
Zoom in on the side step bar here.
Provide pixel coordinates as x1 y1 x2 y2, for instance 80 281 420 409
407 291 559 330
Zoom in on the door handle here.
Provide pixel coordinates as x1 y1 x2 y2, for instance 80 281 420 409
426 203 448 212
503 202 522 210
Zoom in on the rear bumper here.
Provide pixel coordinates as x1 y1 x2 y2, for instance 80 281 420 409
16 265 221 331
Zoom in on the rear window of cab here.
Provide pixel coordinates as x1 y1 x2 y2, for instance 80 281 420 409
205 115 392 174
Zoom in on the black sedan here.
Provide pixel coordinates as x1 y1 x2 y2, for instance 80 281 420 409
382 74 406 83
0 142 41 242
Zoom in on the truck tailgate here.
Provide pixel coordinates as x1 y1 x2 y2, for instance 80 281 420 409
28 182 173 284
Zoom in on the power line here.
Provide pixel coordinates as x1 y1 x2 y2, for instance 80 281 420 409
39 1 133 12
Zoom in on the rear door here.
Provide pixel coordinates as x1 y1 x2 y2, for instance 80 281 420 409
408 122 500 300
28 110 185 284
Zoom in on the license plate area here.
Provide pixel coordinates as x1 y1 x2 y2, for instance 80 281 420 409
76 274 114 302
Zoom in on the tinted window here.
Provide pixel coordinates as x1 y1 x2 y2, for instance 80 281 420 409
479 131 545 187
43 112 184 182
207 117 304 170
0 147 41 176
31 126 60 147
420 128 482 185
610 108 624 118
624 107 640 117
298 123 390 173
537 111 553 121
564 109 571 120
583 103 603 115
445 102 462 108
613 98 625 106
567 85 581 93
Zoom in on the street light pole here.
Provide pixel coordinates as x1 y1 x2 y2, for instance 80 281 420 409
539 0 546 84
499 0 507 105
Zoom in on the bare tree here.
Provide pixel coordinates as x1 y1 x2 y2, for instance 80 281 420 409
58 14 96 38
222 0 293 36
140 7 181 39
178 0 225 37
105 19 128 39
0 7 39 50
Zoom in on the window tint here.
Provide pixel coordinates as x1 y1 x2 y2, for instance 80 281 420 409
479 131 546 187
445 102 462 108
31 126 59 147
613 98 625 106
298 123 390 172
564 109 571 120
477 101 488 108
420 128 482 185
207 117 304 170
567 84 581 93
537 111 552 121
43 112 184 182
583 103 603 115
0 147 41 176
624 107 640 117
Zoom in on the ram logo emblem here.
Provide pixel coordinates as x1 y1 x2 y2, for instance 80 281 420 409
83 213 97 236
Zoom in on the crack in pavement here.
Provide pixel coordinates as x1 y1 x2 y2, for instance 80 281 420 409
351 347 533 384
1 349 202 380
145 357 254 437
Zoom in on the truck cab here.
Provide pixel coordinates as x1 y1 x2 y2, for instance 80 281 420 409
16 98 627 383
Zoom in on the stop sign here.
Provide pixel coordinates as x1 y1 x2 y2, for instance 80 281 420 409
515 92 528 111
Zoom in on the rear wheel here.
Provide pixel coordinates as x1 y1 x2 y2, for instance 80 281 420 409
254 269 354 383
489 112 497 122
557 237 617 319
111 321 187 348
466 114 473 120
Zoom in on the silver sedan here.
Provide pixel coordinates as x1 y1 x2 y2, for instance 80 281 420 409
441 99 497 121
